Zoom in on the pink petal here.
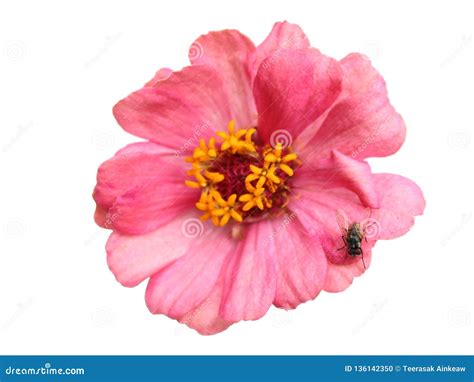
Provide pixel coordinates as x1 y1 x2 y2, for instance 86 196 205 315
290 153 380 292
145 227 235 320
270 213 327 309
113 65 233 151
93 144 198 235
189 30 256 128
93 142 178 227
372 173 426 240
293 196 376 292
106 212 199 287
323 249 373 293
340 53 385 97
253 48 342 144
220 220 277 321
251 21 310 78
301 53 406 160
145 68 173 87
294 150 379 209
179 278 232 335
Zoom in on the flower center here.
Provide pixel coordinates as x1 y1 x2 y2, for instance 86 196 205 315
184 120 299 227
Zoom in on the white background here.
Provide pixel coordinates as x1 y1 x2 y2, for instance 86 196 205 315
1 0 473 355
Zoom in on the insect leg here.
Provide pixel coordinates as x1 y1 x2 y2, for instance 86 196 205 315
361 247 367 269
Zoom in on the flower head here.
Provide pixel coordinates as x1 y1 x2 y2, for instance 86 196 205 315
93 21 425 334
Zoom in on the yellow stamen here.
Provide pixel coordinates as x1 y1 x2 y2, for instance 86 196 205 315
184 120 298 227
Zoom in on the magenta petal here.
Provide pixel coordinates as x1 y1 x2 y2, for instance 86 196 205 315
253 48 342 144
372 173 426 239
251 21 310 78
303 53 406 160
145 227 234 320
93 145 198 235
220 221 277 321
106 212 198 287
271 215 327 309
113 65 233 151
189 29 256 127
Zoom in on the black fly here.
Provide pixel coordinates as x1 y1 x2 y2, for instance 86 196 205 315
336 209 374 269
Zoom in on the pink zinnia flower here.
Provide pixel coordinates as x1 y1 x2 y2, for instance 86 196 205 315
93 21 425 334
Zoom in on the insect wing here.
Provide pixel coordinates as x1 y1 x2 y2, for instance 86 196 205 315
335 209 349 234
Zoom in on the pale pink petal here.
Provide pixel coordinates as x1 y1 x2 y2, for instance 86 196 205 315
301 53 405 160
189 30 256 127
106 212 199 287
253 48 342 144
179 278 232 335
145 68 173 87
93 146 198 235
220 220 277 321
372 174 426 240
113 65 233 151
340 53 385 97
251 21 310 78
269 213 327 309
145 227 235 320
